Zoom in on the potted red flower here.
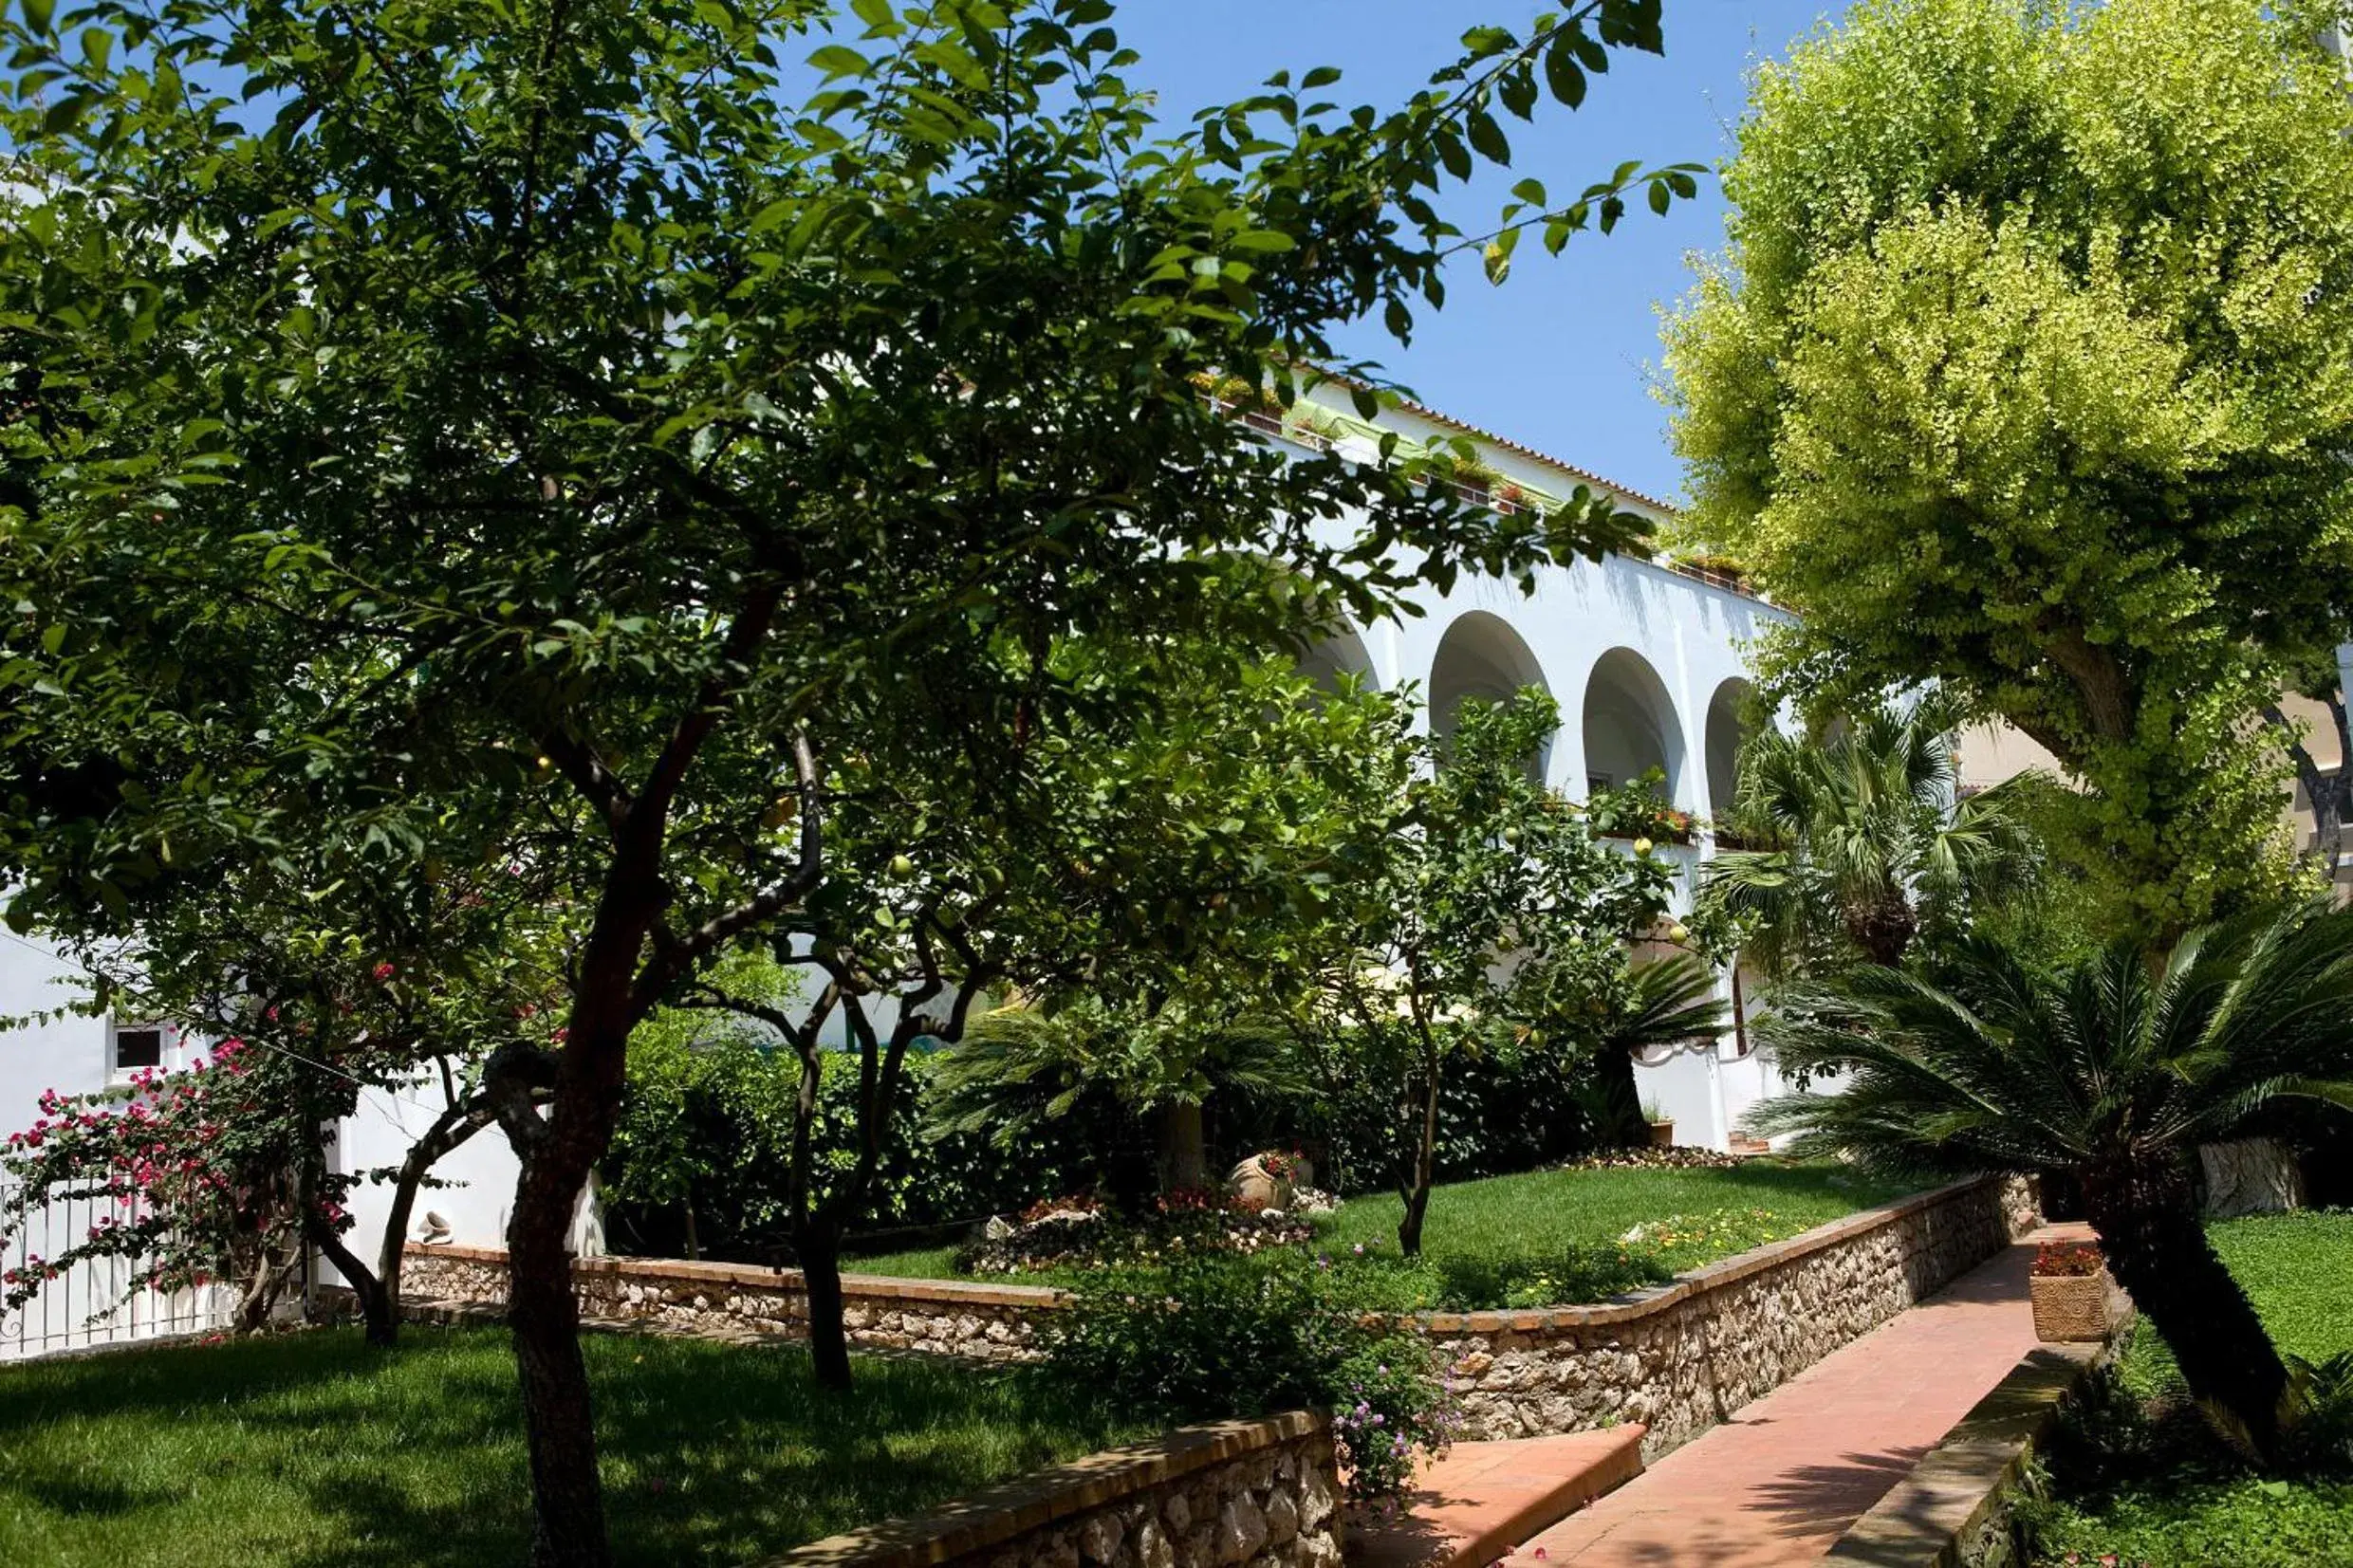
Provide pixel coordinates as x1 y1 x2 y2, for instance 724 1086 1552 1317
2030 1240 2134 1342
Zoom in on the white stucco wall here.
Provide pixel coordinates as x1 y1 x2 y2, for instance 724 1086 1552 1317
1293 392 1801 1151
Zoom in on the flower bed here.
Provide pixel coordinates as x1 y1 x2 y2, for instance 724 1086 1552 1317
954 1190 1316 1280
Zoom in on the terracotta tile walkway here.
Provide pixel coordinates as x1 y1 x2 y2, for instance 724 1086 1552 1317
1354 1429 1649 1568
1505 1227 2087 1568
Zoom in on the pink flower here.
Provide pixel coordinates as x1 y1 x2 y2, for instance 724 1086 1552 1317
372 962 396 981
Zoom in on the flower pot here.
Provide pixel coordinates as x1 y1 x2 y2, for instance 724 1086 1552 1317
1645 1120 1675 1149
2030 1269 2134 1343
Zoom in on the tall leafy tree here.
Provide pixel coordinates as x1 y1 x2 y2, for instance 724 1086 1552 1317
1701 693 2034 974
1664 0 2353 942
1751 905 2353 1461
1295 692 1679 1255
0 1 1695 1557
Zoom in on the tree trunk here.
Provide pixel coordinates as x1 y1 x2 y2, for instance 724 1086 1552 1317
1158 1099 1207 1194
1844 887 1918 968
798 1221 853 1392
1589 1043 1644 1148
1397 1062 1440 1258
510 1131 610 1568
2081 1153 2290 1460
312 1220 398 1349
371 1098 495 1349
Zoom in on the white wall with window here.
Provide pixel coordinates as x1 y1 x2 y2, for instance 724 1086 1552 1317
0 923 234 1357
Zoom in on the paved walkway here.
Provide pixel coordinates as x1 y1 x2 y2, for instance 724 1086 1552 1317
1507 1227 2084 1568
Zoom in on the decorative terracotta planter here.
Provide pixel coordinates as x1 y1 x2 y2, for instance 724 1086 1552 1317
1645 1120 1675 1149
2030 1268 2133 1342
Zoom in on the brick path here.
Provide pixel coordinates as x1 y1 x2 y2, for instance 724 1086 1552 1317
1506 1227 2084 1567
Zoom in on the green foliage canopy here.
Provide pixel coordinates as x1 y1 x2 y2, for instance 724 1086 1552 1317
1665 0 2353 939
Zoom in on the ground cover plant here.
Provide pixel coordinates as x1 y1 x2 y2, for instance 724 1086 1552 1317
844 1158 1915 1307
2026 1210 2353 1567
0 1326 1146 1568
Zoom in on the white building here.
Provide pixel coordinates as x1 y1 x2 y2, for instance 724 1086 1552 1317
1281 383 1797 1151
0 385 1800 1353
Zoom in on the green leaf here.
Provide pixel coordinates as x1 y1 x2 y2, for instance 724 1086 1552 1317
1466 107 1510 167
1435 129 1471 183
806 44 872 80
21 0 53 35
1544 39 1585 107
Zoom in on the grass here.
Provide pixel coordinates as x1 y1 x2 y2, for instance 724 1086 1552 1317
0 1325 1146 1568
846 1159 1919 1309
2029 1209 2353 1567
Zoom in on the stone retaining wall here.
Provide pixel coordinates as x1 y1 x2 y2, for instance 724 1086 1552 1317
404 1174 2037 1456
1428 1175 2041 1454
399 1247 1059 1363
741 1411 1340 1568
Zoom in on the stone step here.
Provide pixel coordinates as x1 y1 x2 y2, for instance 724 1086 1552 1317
1347 1428 1647 1568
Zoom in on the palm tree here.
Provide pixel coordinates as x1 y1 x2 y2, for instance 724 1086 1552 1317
925 995 1307 1194
1748 904 2353 1460
1703 694 2033 973
1581 952 1731 1145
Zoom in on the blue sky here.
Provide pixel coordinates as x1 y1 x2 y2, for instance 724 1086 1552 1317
1111 1 1844 507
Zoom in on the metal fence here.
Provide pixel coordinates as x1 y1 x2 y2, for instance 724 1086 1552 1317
0 1179 233 1361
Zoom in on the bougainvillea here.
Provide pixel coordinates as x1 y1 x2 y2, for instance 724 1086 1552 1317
0 1039 352 1332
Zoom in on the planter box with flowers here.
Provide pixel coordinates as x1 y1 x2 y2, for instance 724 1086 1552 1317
2029 1240 2135 1343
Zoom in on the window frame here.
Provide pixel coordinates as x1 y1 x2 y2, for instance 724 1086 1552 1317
108 1020 172 1079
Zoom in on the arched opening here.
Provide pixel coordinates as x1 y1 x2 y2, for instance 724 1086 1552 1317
1428 611 1551 778
1705 677 1756 817
1580 647 1684 802
1295 624 1379 693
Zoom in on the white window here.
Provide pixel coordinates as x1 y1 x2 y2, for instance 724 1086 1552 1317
110 1022 169 1077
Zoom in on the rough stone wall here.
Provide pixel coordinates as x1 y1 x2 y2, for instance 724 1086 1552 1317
399 1175 2037 1455
1428 1175 2039 1455
399 1246 1056 1364
748 1413 1340 1568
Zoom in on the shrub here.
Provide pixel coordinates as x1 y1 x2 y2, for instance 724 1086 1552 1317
1308 1031 1607 1195
603 1042 1102 1262
1044 1250 1456 1502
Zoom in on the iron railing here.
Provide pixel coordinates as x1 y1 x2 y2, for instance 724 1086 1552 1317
0 1179 232 1360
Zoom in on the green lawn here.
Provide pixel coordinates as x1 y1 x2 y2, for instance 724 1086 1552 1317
0 1325 1144 1568
2031 1209 2353 1567
846 1160 1919 1308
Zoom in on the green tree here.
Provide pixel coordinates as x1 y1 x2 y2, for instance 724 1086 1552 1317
1296 691 1678 1255
1751 905 2353 1461
1664 0 2353 942
0 0 1695 1557
1578 950 1730 1147
1700 693 2034 974
927 996 1306 1196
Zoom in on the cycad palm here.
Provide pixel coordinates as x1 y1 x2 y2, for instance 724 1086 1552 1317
925 996 1306 1193
1584 953 1731 1144
1704 696 2031 973
1750 904 2353 1459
